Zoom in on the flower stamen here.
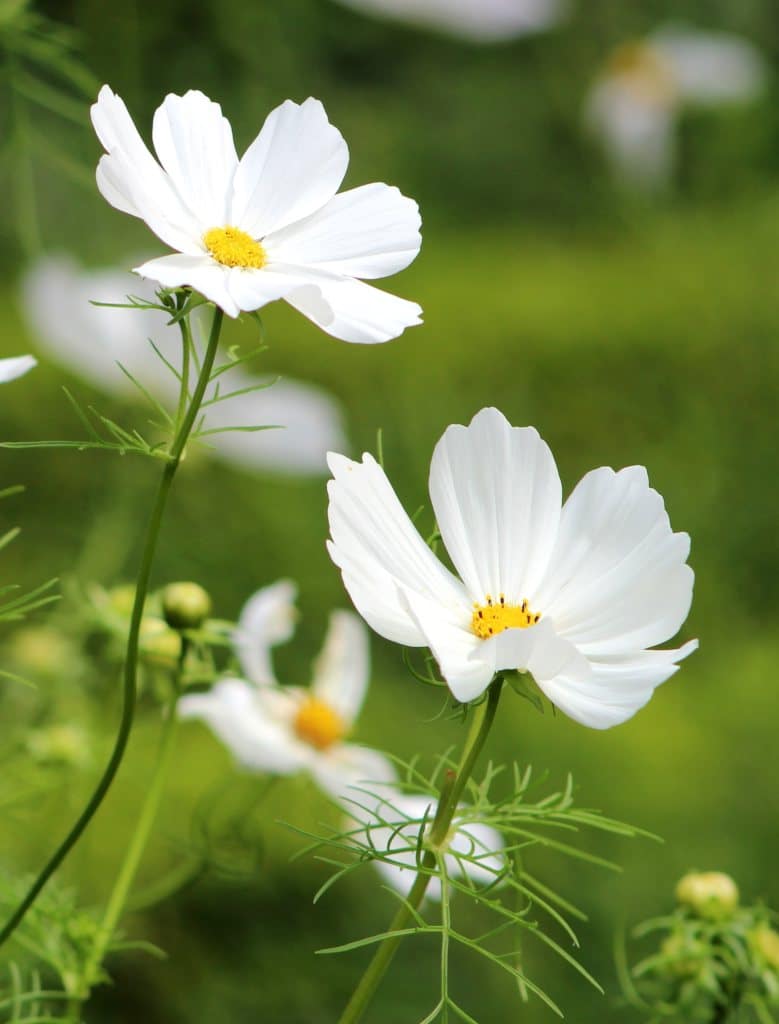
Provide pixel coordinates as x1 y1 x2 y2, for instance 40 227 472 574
294 697 347 751
471 594 540 639
204 226 266 269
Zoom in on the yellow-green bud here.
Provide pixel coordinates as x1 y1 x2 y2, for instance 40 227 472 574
9 626 73 676
140 617 182 664
750 925 779 971
675 871 739 920
660 934 706 977
162 582 212 630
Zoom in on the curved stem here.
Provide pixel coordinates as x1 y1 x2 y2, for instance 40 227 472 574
0 306 224 948
337 679 503 1024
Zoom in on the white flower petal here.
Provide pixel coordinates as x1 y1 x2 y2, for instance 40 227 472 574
359 793 504 901
585 80 675 190
475 616 591 684
0 355 36 383
332 0 568 43
91 85 203 254
179 677 310 772
365 793 438 898
653 28 767 105
233 579 298 686
21 256 175 398
230 97 349 238
152 90 239 226
264 183 421 280
223 265 320 315
311 611 370 726
399 585 494 703
447 819 505 886
199 373 348 476
133 253 239 317
312 744 397 805
429 408 562 604
539 466 694 655
539 640 698 729
284 277 422 344
327 451 468 646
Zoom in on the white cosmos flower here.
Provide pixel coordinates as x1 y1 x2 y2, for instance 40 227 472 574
332 0 567 43
0 354 36 383
20 255 347 476
327 407 697 729
585 26 767 190
179 581 395 802
354 791 505 900
91 86 423 341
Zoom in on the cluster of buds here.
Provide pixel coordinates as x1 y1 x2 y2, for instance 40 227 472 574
630 872 779 1022
86 580 216 679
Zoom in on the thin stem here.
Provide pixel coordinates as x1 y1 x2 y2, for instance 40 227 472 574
80 682 181 994
337 680 503 1024
0 305 224 948
6 55 42 258
174 304 193 432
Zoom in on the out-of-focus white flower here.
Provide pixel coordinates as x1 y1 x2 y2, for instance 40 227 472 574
180 581 395 803
91 86 422 342
0 354 36 382
328 407 697 729
585 27 767 190
332 0 568 43
354 791 505 899
20 255 348 476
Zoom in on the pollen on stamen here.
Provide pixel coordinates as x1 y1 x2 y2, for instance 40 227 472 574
204 226 266 269
471 595 541 639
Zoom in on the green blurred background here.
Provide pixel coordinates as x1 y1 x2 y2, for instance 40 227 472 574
1 1 779 1021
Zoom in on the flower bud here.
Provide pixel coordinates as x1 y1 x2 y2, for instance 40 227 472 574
9 626 73 676
140 617 182 665
660 933 706 977
675 871 739 920
162 582 212 630
750 925 779 971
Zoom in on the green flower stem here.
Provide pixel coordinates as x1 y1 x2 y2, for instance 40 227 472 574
79 681 181 996
337 678 503 1024
0 305 224 948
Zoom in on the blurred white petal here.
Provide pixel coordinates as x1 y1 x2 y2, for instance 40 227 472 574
357 792 505 900
20 255 347 476
311 611 370 725
0 355 37 383
199 370 348 476
233 579 298 686
332 0 568 42
652 27 767 105
585 78 675 190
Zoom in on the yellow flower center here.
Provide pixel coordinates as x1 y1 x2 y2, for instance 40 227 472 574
203 226 266 269
293 697 347 751
607 41 677 105
471 595 540 640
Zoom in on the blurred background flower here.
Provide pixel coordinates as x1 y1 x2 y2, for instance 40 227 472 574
585 26 767 190
330 0 569 43
20 255 348 474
